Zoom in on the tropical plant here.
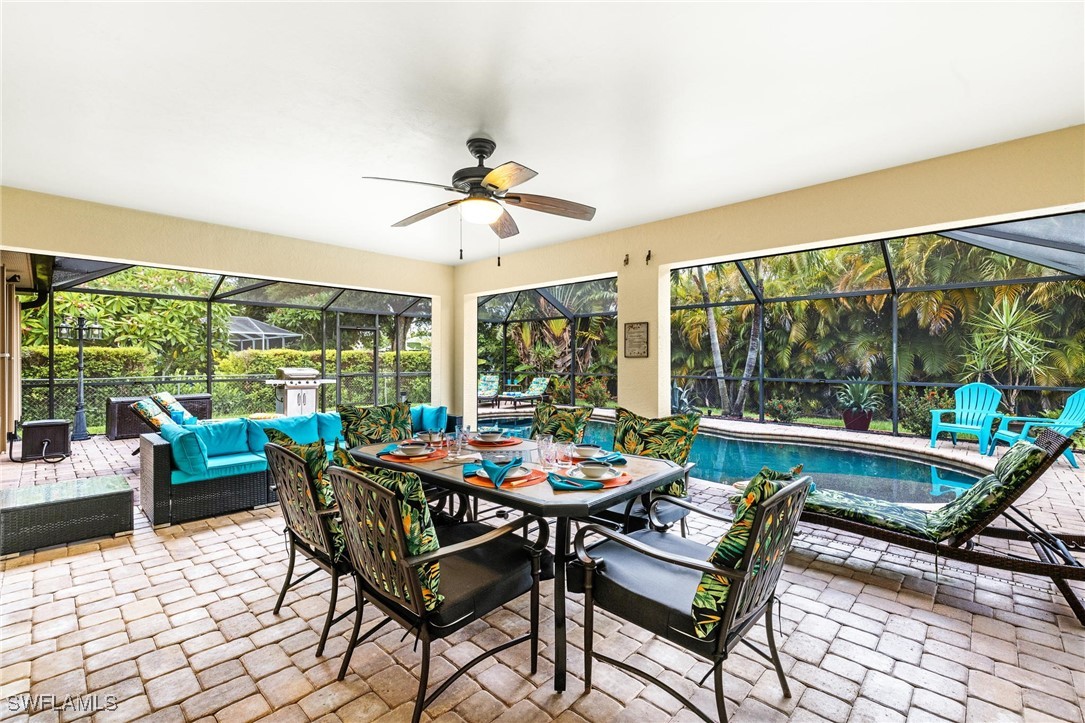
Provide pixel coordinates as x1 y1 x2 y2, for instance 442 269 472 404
835 380 885 413
897 387 952 436
671 381 700 414
580 378 611 409
961 298 1051 411
766 397 801 423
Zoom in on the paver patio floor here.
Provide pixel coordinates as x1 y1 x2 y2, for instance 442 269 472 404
1 426 1082 722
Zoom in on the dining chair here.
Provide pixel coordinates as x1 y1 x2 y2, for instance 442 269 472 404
528 402 593 443
571 471 811 723
266 442 354 657
591 407 701 535
326 463 549 723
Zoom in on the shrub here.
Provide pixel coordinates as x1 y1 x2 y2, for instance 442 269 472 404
22 345 155 380
898 387 952 436
766 396 801 423
581 379 611 409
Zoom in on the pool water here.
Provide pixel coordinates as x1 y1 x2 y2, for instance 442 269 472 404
492 418 979 504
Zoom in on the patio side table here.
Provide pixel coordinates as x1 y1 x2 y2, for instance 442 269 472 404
0 476 134 557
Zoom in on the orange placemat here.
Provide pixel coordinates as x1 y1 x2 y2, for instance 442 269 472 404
464 468 547 489
599 472 633 488
378 449 449 464
468 438 522 448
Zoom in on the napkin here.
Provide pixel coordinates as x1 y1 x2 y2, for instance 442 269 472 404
462 463 481 477
547 472 603 491
594 451 627 465
480 457 522 488
376 444 399 456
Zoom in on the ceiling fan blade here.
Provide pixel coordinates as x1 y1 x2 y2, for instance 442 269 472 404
490 208 519 239
503 193 596 221
364 176 460 193
482 162 537 192
392 199 462 227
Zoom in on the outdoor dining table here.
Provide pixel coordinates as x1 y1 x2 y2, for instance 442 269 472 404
350 438 685 692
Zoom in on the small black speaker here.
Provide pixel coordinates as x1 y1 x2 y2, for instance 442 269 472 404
18 420 71 461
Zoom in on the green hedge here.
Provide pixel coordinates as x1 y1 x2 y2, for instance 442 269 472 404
22 345 156 380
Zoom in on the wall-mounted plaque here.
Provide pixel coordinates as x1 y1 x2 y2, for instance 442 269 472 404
624 322 649 358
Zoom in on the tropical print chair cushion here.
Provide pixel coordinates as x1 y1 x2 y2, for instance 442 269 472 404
478 374 500 398
332 447 443 611
523 377 550 396
337 403 413 448
267 431 345 562
804 489 933 539
692 465 799 638
130 398 172 431
529 403 592 443
150 391 197 425
612 407 701 496
927 440 1047 543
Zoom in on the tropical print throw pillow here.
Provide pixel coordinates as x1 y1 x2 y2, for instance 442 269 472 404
691 465 800 638
331 447 443 611
337 403 413 448
612 407 701 496
130 398 172 431
529 403 592 443
150 391 196 424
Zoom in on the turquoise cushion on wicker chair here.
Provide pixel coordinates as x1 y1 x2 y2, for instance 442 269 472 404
159 422 209 477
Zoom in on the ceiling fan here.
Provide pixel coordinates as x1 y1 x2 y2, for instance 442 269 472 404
364 135 596 240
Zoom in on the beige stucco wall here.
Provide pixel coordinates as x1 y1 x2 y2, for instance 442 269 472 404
453 125 1085 425
0 187 457 409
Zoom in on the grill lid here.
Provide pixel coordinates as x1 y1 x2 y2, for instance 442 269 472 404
275 367 320 380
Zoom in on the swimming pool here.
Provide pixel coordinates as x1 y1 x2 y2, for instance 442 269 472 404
491 418 979 504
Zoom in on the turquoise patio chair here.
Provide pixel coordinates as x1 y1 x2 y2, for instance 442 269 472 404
930 382 1003 452
985 389 1084 468
478 374 500 407
498 376 550 407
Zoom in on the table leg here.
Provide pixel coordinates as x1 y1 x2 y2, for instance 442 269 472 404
553 517 569 692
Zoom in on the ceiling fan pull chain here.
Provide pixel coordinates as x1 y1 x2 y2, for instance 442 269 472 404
497 236 502 267
459 217 464 261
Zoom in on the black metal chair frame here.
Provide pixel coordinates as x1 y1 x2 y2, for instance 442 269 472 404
588 462 696 536
575 478 811 723
326 465 550 723
800 428 1085 624
266 444 355 657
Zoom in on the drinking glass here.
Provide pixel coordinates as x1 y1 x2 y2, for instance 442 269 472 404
555 443 576 472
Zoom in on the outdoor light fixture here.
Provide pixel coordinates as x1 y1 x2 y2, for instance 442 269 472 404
56 316 103 441
459 196 504 225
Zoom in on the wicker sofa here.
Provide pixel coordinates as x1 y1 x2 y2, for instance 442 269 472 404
139 405 449 526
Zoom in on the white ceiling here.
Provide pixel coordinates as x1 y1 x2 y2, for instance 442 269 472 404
3 3 1082 265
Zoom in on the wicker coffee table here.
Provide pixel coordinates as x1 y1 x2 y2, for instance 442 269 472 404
0 476 134 557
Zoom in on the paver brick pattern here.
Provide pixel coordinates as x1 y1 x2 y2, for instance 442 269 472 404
1 430 1083 722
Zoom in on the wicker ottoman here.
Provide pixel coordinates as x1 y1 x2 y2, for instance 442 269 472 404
0 476 134 557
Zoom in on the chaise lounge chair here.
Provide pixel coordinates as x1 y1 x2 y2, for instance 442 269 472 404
800 429 1085 624
477 374 500 407
986 388 1084 469
930 381 1003 451
498 376 550 407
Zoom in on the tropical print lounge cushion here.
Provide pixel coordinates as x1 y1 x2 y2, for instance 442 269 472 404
804 489 933 539
150 391 197 424
612 407 701 496
926 440 1047 543
130 398 172 431
332 447 443 611
478 374 500 398
268 431 345 562
692 465 799 638
522 377 550 397
529 403 592 443
337 403 413 448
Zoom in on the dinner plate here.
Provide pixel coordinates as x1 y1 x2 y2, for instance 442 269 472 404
392 446 435 458
476 465 532 481
567 467 621 481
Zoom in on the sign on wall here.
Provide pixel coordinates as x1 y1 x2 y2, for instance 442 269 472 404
624 322 649 358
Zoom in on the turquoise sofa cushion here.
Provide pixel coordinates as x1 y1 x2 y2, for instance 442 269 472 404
411 405 448 434
247 414 319 452
159 422 209 477
316 412 343 444
191 418 250 457
171 452 267 485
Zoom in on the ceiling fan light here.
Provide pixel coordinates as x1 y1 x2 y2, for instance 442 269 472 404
459 197 503 225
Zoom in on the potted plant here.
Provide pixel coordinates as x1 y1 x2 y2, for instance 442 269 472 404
836 379 884 431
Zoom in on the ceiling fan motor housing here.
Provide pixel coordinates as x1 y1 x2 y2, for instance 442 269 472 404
454 136 497 191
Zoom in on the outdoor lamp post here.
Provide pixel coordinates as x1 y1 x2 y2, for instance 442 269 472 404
57 316 103 441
